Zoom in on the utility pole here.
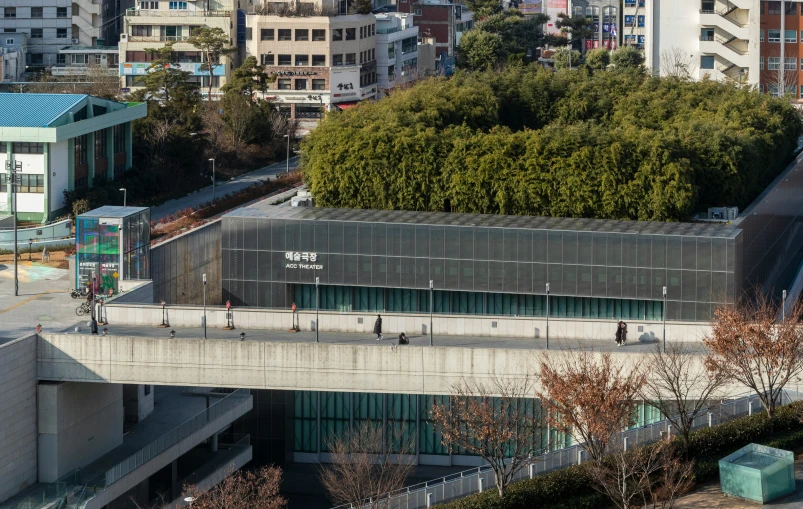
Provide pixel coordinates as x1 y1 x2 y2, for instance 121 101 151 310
6 160 21 297
781 0 786 97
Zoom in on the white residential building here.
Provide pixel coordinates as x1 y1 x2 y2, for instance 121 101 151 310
375 12 417 94
52 45 119 76
0 33 27 82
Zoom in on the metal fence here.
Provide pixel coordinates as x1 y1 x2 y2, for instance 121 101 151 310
333 389 803 509
105 389 251 487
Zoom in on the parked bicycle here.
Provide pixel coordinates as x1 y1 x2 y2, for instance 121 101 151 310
75 301 91 316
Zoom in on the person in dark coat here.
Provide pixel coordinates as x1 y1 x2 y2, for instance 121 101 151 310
374 314 383 340
398 332 409 345
615 321 623 346
620 321 628 345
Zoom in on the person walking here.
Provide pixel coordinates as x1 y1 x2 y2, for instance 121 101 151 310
615 321 623 346
374 314 383 340
620 321 628 345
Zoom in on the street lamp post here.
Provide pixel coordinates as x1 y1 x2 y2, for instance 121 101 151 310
662 286 667 353
6 159 21 297
28 239 32 261
283 134 290 175
783 289 788 322
202 273 207 339
119 188 126 207
545 283 550 350
429 279 434 346
315 276 320 343
209 158 216 201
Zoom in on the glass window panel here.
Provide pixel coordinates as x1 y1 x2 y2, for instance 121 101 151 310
430 258 444 289
681 270 696 301
532 230 547 262
489 228 504 260
652 236 666 268
358 224 372 254
345 256 359 284
429 226 444 258
622 267 638 298
328 254 343 284
533 263 548 293
562 232 577 264
577 232 593 265
518 263 533 294
416 258 430 288
593 266 608 296
637 267 651 299
387 224 401 256
271 251 286 281
681 237 697 270
343 223 358 254
386 257 401 288
592 233 607 265
666 269 681 300
711 271 727 302
547 264 563 294
372 256 387 287
503 229 517 261
298 221 314 252
607 233 622 266
366 224 384 256
680 302 696 321
415 226 429 257
285 221 299 252
621 234 636 267
313 222 327 253
445 228 460 259
711 238 727 271
637 236 651 267
222 249 231 280
244 251 258 280
665 300 682 321
474 228 489 260
243 219 259 250
516 230 533 262
666 236 682 269
445 258 459 288
459 260 474 290
697 238 712 271
578 266 592 296
358 255 372 285
222 217 232 250
696 270 711 303
726 238 736 273
489 262 505 292
562 265 577 295
401 225 415 256
504 262 518 293
695 302 711 322
243 281 258 307
608 266 623 297
474 260 489 292
459 227 473 259
547 231 562 264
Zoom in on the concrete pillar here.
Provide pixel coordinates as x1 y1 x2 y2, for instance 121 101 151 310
171 459 178 501
42 143 50 223
125 122 133 170
211 433 219 452
105 127 114 179
87 131 95 187
67 138 75 192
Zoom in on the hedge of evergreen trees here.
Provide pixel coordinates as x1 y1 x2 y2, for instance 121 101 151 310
302 66 802 222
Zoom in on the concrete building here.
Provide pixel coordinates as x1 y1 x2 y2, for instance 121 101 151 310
119 0 238 97
0 93 145 222
397 0 472 58
52 44 119 76
571 0 619 51
244 10 378 118
759 0 803 98
375 12 418 93
0 0 131 69
0 33 27 83
622 0 646 52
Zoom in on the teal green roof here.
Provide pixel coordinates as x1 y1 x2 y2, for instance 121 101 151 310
0 93 88 127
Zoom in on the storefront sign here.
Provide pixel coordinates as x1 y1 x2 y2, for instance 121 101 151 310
274 70 318 76
285 251 322 270
120 62 226 76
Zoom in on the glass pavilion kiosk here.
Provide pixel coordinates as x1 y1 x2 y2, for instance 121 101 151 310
75 206 150 295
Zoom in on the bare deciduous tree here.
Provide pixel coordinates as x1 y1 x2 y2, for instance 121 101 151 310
430 377 544 498
588 440 694 509
660 47 696 79
640 343 727 452
704 293 803 421
184 465 286 509
320 421 415 509
762 48 799 99
537 352 646 463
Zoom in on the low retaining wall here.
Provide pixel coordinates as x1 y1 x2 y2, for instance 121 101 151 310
103 303 710 343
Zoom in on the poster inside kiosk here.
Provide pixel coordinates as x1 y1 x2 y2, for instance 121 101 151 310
285 251 323 270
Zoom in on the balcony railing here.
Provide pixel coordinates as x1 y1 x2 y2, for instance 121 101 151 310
126 8 231 17
127 35 191 42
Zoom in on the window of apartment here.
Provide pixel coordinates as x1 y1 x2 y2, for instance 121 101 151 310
29 54 43 65
295 78 307 90
163 26 183 38
169 2 188 9
113 124 125 153
371 48 375 60
57 28 67 38
140 1 159 8
295 54 309 66
57 7 68 17
72 54 87 65
312 29 325 41
74 135 88 166
4 29 15 32
700 55 714 69
388 42 395 58
31 29 43 39
786 30 797 42
624 15 634 27
359 51 363 64
388 64 395 80
278 54 291 65
74 177 88 189
261 53 274 65
132 25 153 37
346 28 355 40
760 56 764 70
57 54 66 64
312 54 325 66
4 8 16 18
371 24 375 36
332 53 343 65
95 130 107 158
401 36 416 54
13 174 45 194
414 8 422 15
359 26 364 39
787 2 797 14
332 28 342 41
768 29 781 42
277 78 291 89
637 15 645 27
785 57 796 70
278 29 291 41
345 52 355 65
768 1 781 15
295 29 309 41
31 7 43 18
312 78 325 90
261 28 274 40
12 143 44 154
769 56 780 70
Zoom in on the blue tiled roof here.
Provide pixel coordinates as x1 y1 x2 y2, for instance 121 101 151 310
0 93 88 128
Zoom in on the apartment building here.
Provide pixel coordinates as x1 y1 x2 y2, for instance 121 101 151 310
52 45 119 76
375 12 418 92
119 0 237 96
759 1 803 98
571 0 618 50
0 33 27 82
622 0 645 50
0 0 131 69
397 0 472 58
245 9 378 119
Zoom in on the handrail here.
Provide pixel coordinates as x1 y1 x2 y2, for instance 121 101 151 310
331 389 798 509
126 9 231 16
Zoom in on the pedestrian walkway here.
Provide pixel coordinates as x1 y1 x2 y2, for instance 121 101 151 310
150 156 300 221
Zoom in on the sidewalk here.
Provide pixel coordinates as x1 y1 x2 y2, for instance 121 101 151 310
150 156 300 221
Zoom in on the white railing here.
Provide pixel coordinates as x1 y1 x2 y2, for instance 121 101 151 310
332 389 802 509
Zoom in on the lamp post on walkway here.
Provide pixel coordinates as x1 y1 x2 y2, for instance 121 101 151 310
662 286 667 353
202 273 207 339
429 279 434 346
119 187 126 207
283 134 290 175
546 283 550 350
315 276 320 343
209 159 216 201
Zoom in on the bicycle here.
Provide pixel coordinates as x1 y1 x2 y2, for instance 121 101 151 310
75 302 91 316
